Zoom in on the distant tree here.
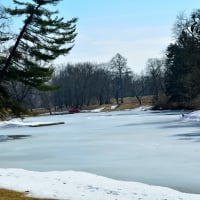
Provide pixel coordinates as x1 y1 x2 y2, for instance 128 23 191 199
51 62 113 108
92 64 112 105
0 0 77 118
40 91 54 114
122 68 133 98
146 58 165 103
190 9 200 39
0 5 16 119
0 5 10 45
24 88 41 111
132 74 146 105
7 80 32 103
110 53 128 104
173 10 200 40
165 32 200 104
161 10 200 108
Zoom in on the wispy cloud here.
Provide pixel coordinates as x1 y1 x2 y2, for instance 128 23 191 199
58 25 173 73
56 35 171 73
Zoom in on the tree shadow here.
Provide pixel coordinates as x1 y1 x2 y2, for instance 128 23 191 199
121 119 180 127
0 135 31 142
172 132 200 142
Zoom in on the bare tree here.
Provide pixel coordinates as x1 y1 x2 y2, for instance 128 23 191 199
110 53 128 104
146 58 165 103
132 74 146 105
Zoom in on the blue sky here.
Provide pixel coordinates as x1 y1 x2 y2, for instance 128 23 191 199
2 0 200 73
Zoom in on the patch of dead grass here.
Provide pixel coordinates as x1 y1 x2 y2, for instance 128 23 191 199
0 189 53 200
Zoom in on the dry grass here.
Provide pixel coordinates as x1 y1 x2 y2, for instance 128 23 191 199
30 96 154 115
101 96 153 112
0 189 53 200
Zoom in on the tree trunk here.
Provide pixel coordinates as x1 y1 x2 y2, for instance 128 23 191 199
136 95 142 105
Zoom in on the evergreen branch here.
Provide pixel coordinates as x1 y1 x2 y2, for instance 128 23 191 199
1 3 42 80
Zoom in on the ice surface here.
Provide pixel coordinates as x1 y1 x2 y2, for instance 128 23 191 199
1 109 200 197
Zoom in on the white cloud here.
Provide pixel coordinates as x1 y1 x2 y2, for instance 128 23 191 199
55 25 173 73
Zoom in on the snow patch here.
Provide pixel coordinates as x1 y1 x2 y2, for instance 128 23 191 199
91 107 105 113
111 105 118 110
0 119 62 129
140 106 153 111
182 110 200 122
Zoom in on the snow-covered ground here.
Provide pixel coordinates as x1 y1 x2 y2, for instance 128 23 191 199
1 109 200 199
0 168 200 200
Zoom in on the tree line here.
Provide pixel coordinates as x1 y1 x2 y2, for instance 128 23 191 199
44 55 163 111
5 52 162 112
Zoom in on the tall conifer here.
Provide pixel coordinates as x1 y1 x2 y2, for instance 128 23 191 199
0 0 77 118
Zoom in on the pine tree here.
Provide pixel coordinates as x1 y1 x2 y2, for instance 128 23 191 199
165 32 200 105
0 0 77 118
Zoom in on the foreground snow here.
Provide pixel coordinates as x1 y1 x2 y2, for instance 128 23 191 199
0 168 199 200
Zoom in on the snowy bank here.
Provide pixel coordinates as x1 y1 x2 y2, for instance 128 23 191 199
182 110 200 122
0 168 199 200
0 119 64 128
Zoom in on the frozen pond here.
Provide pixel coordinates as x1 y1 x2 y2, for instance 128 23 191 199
0 109 200 194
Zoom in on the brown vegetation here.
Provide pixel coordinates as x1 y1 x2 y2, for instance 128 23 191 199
0 189 53 200
31 96 154 115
